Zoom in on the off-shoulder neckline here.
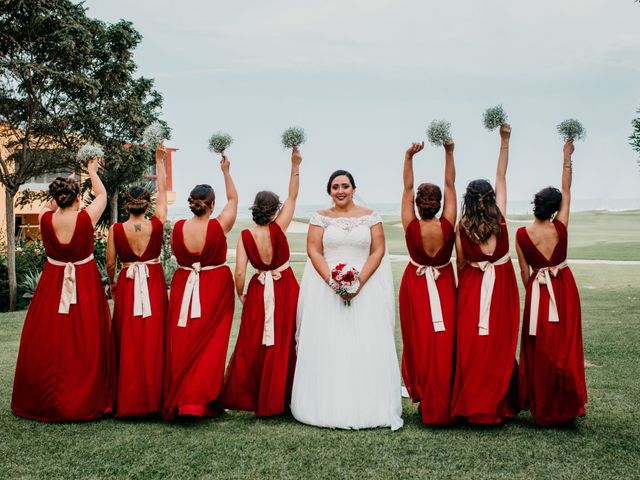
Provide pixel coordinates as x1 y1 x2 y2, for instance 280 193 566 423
313 212 378 220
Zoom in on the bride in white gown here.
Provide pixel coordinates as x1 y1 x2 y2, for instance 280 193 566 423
291 170 403 431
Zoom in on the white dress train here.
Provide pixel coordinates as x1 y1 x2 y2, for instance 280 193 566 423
291 212 404 431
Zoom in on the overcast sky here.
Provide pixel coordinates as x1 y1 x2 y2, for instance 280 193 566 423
82 0 640 212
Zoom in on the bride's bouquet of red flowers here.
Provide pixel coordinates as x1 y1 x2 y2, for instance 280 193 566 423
329 263 360 306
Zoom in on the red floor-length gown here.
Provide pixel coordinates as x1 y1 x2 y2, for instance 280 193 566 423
451 217 520 424
163 218 234 420
12 210 115 422
517 220 587 425
112 216 167 417
220 222 299 416
399 218 456 425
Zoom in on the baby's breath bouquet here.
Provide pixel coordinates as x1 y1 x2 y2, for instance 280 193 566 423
76 142 104 163
208 132 233 153
483 105 508 131
281 127 306 149
557 119 586 142
426 120 451 147
142 121 170 150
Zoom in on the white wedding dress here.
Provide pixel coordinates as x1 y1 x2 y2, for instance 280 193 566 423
291 212 404 431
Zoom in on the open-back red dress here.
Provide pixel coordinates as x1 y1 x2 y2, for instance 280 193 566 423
112 216 167 417
12 210 115 422
163 219 234 420
451 217 520 424
399 218 456 425
220 222 299 416
517 220 586 425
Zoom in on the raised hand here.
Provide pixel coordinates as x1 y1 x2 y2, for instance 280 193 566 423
155 141 166 163
220 153 230 173
563 140 575 157
499 123 512 141
444 138 454 153
405 142 425 158
292 146 302 166
87 157 102 174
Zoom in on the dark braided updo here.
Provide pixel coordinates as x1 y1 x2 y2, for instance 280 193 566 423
125 186 151 216
250 191 281 226
460 179 502 244
415 183 442 219
49 177 80 208
533 187 562 220
188 184 215 217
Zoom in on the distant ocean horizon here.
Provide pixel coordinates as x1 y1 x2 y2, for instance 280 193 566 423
168 197 640 221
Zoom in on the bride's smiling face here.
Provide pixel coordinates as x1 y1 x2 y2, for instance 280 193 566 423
330 175 355 207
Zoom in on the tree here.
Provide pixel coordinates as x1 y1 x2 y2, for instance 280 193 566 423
0 1 166 310
0 0 100 310
631 108 640 170
77 19 166 226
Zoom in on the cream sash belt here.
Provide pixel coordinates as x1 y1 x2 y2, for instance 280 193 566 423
256 261 291 347
122 258 161 318
529 261 568 336
409 259 451 332
468 252 511 336
47 254 95 314
177 262 228 327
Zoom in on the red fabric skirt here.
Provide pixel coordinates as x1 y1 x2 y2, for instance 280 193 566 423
519 269 587 425
399 263 456 425
451 264 520 424
163 267 234 420
113 264 167 417
220 269 299 416
12 261 115 422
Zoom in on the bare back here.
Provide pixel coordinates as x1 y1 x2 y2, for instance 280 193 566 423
181 217 210 254
418 219 446 257
121 218 154 257
477 235 499 256
50 210 80 244
248 225 274 265
525 222 560 261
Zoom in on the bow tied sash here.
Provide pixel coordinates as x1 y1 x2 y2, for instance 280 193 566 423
256 261 291 346
468 253 512 336
529 261 568 336
122 258 161 318
47 254 95 314
177 261 228 327
409 259 451 332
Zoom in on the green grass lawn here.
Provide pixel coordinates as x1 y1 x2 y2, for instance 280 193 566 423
1 212 639 478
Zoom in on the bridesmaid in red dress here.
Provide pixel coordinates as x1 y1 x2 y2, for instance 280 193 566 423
163 152 238 420
451 123 520 424
516 140 587 425
399 139 457 425
12 158 115 422
220 147 302 416
106 143 168 417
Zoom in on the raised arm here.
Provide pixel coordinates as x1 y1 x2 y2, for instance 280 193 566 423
441 139 457 225
106 225 117 296
38 198 57 223
495 123 511 216
515 238 531 286
234 237 249 302
275 146 302 231
216 153 238 234
401 142 424 230
555 140 574 227
307 224 331 285
84 157 108 226
455 227 466 276
153 142 168 224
